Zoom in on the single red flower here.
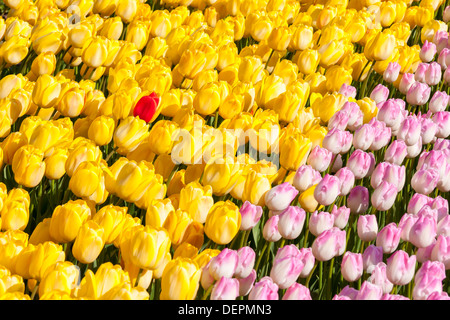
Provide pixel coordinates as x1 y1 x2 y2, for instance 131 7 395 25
133 92 160 123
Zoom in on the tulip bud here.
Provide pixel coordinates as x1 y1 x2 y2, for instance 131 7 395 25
376 222 402 254
71 220 104 265
331 205 350 230
347 149 375 180
383 62 401 83
420 40 437 62
248 276 279 300
306 145 332 172
432 111 450 139
429 91 449 114
322 128 353 155
341 252 363 282
292 164 322 192
386 250 417 286
314 174 341 207
264 182 298 212
210 277 239 300
234 246 255 279
356 281 383 300
204 201 241 245
278 206 306 240
384 140 407 165
399 73 415 95
367 262 394 295
370 84 389 105
239 201 262 231
11 145 45 188
263 215 282 242
406 81 431 106
309 210 335 237
409 213 437 248
160 257 201 300
425 62 442 86
362 245 384 273
347 186 370 215
411 168 440 195
357 214 378 243
282 283 312 300
311 227 346 261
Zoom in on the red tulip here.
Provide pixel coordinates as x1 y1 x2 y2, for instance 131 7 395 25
133 92 160 123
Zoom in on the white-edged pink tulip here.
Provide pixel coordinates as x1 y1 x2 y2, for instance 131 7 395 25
386 250 416 286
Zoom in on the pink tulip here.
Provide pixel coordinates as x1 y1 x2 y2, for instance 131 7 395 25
438 47 450 69
433 31 448 54
333 285 359 300
411 168 440 195
347 149 374 179
426 62 442 86
370 162 405 192
443 6 450 23
383 61 401 83
358 215 378 242
444 67 450 85
270 245 304 289
309 210 335 237
263 215 282 242
339 83 357 99
356 281 383 300
427 291 450 300
408 193 434 214
367 262 393 294
200 261 216 290
362 244 384 273
278 206 306 240
417 241 436 263
322 128 353 155
381 293 410 300
264 182 299 212
211 277 240 300
409 213 438 248
377 99 406 133
313 174 341 206
376 222 402 254
328 110 350 131
399 73 415 95
347 186 370 214
398 213 419 242
414 62 428 83
420 40 437 62
209 248 239 280
370 84 389 104
413 261 445 300
292 164 322 192
307 145 333 172
417 150 448 183
248 276 279 300
369 118 392 151
429 91 449 113
341 252 363 282
282 283 312 300
384 140 407 165
239 201 263 231
340 101 364 131
352 124 375 151
371 181 398 212
397 115 422 146
420 116 438 144
386 250 416 286
331 205 350 229
311 227 346 261
298 247 315 278
431 196 449 222
432 111 450 138
234 246 255 279
431 235 450 269
437 215 450 237
334 167 355 196
406 81 431 106
237 269 256 296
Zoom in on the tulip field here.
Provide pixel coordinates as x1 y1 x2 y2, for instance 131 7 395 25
1 0 450 302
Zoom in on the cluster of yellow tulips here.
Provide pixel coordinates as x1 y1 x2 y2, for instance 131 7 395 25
0 0 449 301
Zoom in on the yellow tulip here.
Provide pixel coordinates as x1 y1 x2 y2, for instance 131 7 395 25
204 200 241 245
31 74 61 109
11 145 45 188
49 200 92 243
160 257 201 300
72 220 104 265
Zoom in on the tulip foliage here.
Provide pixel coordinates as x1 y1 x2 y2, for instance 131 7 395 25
0 0 450 301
